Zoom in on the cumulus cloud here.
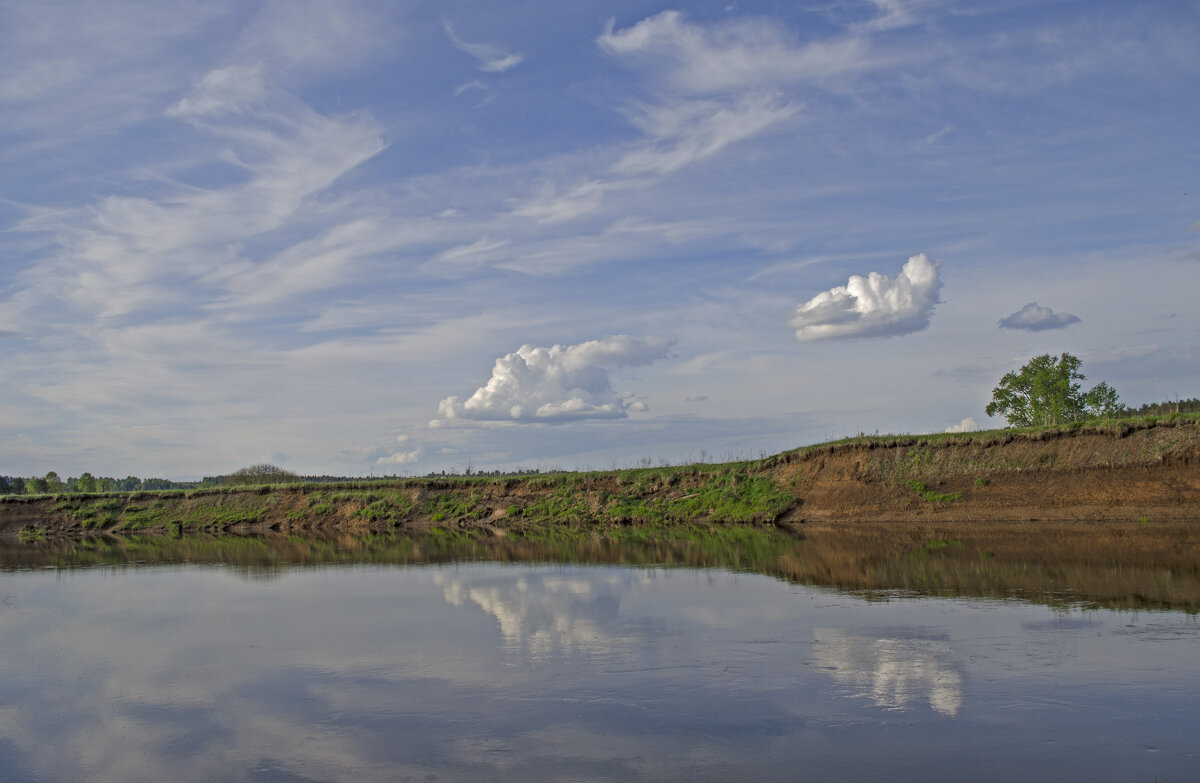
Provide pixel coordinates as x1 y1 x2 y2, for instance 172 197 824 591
789 253 943 341
432 335 675 425
443 21 524 73
945 417 976 433
997 302 1081 331
377 449 419 466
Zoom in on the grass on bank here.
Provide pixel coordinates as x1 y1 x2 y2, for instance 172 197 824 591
3 412 1197 538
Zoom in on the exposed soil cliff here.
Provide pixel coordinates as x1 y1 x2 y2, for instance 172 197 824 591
3 418 1198 540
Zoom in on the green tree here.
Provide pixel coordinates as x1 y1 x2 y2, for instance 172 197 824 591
1084 381 1121 418
77 472 99 493
26 476 47 494
985 352 1119 427
221 464 300 486
43 471 64 493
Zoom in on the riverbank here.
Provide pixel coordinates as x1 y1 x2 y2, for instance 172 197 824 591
2 415 1198 540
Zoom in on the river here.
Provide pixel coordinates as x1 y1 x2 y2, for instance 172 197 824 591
1 546 1196 781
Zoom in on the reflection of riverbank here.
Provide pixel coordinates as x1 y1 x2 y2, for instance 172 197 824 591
813 628 964 717
2 519 1199 612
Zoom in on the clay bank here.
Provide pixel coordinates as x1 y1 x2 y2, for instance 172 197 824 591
3 416 1198 541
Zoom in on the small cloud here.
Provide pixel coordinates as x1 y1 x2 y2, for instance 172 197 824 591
166 66 265 118
454 80 487 96
685 394 708 402
377 449 420 465
511 180 607 224
432 335 675 426
789 253 943 341
395 434 409 444
443 21 524 73
997 302 1081 331
598 11 869 95
945 417 976 433
1187 218 1200 232
427 236 510 271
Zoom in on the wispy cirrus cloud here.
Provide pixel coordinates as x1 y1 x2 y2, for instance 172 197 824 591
10 64 386 322
443 21 524 73
597 10 870 95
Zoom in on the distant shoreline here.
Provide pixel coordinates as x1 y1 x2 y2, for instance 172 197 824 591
3 415 1198 541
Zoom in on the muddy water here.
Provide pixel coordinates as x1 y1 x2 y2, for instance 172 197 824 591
1 560 1197 782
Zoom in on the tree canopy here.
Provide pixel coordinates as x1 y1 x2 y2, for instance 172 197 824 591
221 464 301 486
985 352 1122 427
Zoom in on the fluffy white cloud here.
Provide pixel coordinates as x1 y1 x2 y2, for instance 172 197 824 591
789 253 943 341
377 449 419 466
433 335 674 425
945 417 976 433
997 302 1081 331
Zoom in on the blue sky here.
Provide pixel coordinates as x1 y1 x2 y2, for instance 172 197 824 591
2 0 1198 479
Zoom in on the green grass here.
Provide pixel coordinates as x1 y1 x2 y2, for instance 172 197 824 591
904 479 963 503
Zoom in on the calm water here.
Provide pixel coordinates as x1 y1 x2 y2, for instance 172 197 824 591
1 562 1197 782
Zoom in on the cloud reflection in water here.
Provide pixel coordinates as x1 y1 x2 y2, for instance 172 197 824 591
813 628 964 717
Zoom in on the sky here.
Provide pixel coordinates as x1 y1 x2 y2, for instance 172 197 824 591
1 0 1198 479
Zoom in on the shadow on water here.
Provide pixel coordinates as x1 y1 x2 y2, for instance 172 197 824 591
3 520 1198 612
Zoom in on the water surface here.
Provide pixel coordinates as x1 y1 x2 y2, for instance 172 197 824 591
1 560 1196 782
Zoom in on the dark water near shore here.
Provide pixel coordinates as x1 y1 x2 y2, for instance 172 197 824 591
1 548 1198 782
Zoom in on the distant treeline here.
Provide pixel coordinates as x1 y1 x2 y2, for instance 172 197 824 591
0 472 193 496
1119 398 1200 417
3 398 1197 495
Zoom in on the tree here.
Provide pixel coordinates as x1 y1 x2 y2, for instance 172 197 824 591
220 464 301 486
43 471 64 493
985 352 1119 427
1084 381 1121 418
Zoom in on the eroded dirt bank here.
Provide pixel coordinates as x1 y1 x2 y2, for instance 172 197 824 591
3 418 1199 540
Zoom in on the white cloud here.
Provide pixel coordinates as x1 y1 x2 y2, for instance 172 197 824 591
598 10 870 95
443 21 524 73
997 302 1081 331
510 180 610 224
166 65 265 117
611 92 795 177
944 417 976 433
12 67 386 320
789 253 943 341
376 449 420 466
432 335 675 425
